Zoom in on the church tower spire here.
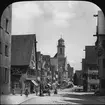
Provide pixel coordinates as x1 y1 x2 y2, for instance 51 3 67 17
57 36 65 58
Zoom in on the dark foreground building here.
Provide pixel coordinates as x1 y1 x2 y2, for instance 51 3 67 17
0 5 12 94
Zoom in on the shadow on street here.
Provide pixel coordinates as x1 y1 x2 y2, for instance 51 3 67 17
60 92 102 104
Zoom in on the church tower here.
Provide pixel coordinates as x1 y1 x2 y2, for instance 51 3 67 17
57 37 65 58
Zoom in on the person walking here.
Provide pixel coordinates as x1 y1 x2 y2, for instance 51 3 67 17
25 88 29 97
35 86 38 96
52 82 58 94
12 88 15 95
20 89 22 96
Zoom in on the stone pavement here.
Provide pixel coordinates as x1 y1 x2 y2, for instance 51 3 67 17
1 90 55 105
1 90 105 104
97 96 105 103
1 93 37 104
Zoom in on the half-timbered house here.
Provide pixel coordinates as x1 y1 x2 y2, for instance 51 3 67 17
11 34 38 94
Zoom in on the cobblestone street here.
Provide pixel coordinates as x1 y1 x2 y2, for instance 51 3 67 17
20 89 105 104
1 1 105 105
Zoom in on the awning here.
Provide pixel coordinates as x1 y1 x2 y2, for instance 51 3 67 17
31 80 38 86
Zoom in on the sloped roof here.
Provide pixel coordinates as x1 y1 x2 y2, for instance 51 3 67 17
11 34 36 66
58 38 64 42
54 53 57 58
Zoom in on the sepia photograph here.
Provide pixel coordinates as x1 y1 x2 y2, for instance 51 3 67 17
0 1 105 104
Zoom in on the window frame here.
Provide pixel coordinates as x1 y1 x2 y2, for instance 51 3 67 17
4 68 8 83
60 48 62 54
5 44 9 57
5 18 9 32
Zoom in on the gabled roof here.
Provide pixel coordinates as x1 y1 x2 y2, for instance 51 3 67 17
11 34 36 66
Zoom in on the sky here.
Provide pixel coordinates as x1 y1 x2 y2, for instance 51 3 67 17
11 1 101 71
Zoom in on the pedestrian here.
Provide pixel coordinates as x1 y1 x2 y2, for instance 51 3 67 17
35 86 38 96
20 89 22 96
52 82 58 94
12 88 15 95
25 88 29 97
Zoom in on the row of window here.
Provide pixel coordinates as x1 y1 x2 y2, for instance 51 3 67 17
0 67 9 83
0 41 9 56
88 75 99 79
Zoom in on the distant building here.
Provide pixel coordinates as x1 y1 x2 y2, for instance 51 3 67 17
50 37 68 85
0 5 12 94
94 10 105 95
11 34 37 94
82 59 87 74
42 55 51 85
75 70 83 86
36 51 42 78
50 57 58 82
67 64 74 81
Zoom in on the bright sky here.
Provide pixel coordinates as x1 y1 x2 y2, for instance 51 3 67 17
12 1 101 71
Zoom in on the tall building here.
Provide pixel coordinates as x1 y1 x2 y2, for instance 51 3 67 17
67 64 74 81
94 10 105 95
82 46 99 92
51 37 68 85
0 5 12 94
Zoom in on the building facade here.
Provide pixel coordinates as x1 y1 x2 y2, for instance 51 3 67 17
36 51 42 79
82 46 99 92
50 57 58 82
94 10 105 95
75 70 83 86
57 38 68 84
0 5 12 94
67 64 74 81
50 37 68 86
41 55 51 85
11 34 37 94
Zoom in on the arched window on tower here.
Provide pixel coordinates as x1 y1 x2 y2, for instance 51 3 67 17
60 48 62 54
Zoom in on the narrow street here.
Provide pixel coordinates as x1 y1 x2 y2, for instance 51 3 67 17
20 88 105 104
1 1 105 104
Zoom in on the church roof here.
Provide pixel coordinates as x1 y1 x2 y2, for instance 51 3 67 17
58 38 64 42
11 34 36 66
54 53 57 58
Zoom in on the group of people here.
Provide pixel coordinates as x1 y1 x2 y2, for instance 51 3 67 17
12 82 58 97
